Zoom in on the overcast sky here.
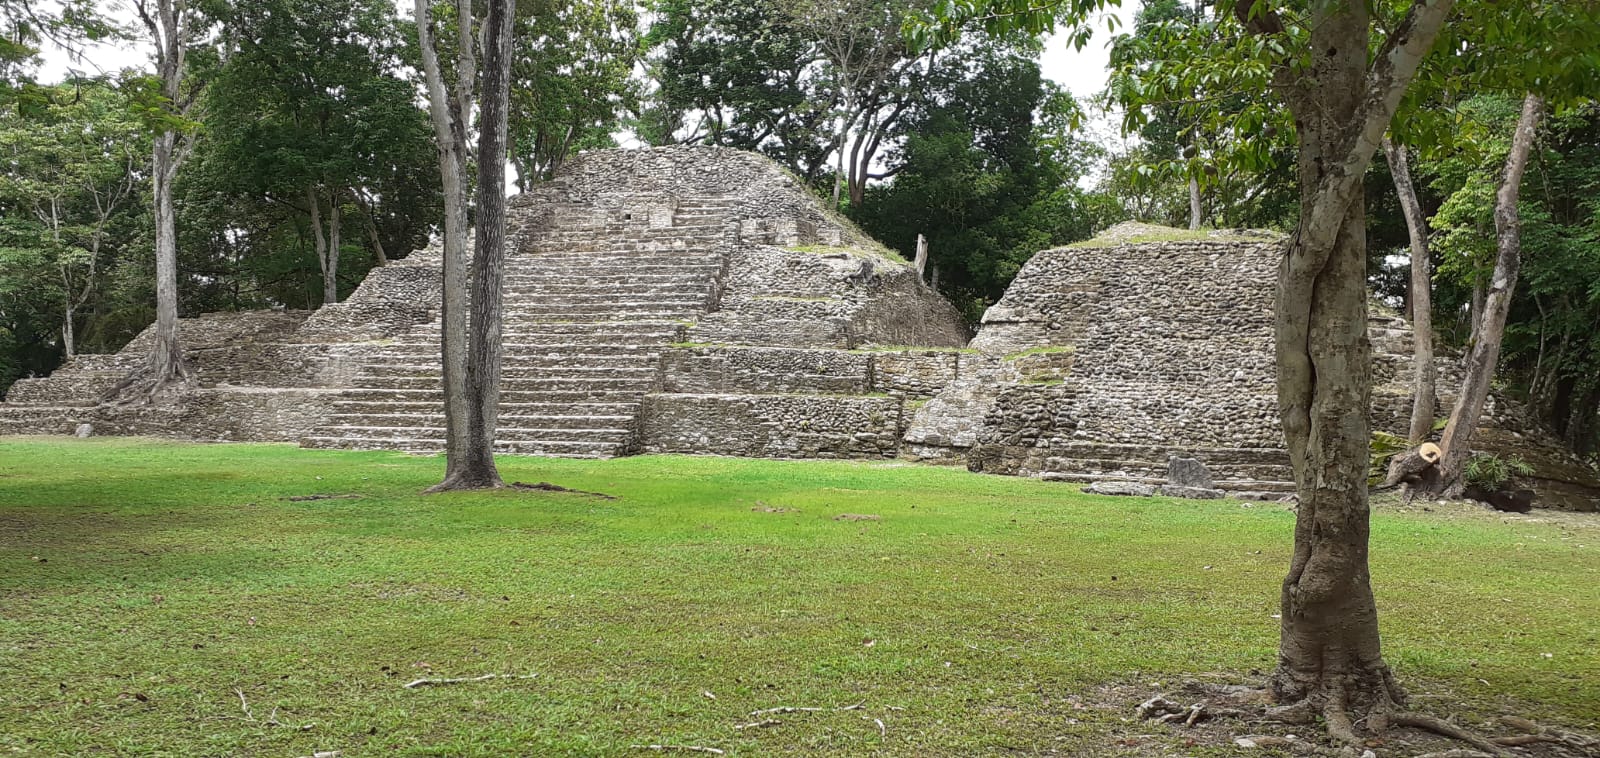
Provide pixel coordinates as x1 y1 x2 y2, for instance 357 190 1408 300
38 1 1142 188
41 2 1142 99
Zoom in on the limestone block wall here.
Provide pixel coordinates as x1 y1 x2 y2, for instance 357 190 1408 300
640 394 903 458
295 263 441 342
686 246 969 350
548 147 866 249
659 347 873 395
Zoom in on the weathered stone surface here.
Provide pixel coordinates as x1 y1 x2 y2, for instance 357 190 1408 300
1166 456 1215 489
1083 481 1157 497
1 146 970 461
73 423 92 438
1159 485 1226 500
912 222 1600 510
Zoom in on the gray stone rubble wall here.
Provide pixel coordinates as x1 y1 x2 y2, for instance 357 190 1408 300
641 393 903 459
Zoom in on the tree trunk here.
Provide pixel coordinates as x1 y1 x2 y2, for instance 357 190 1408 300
306 187 342 305
1245 0 1457 738
1188 176 1202 231
147 130 189 390
350 189 388 266
1433 94 1543 496
103 0 196 404
435 0 514 491
105 117 192 402
62 303 75 358
1383 136 1436 443
415 0 475 487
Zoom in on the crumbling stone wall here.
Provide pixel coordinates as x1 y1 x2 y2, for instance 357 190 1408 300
919 223 1599 509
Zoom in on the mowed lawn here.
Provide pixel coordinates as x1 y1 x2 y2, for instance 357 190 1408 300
1 438 1595 757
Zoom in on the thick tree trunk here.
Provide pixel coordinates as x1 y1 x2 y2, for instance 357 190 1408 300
1248 0 1457 739
416 0 475 487
435 0 515 491
1383 137 1436 443
1433 94 1543 496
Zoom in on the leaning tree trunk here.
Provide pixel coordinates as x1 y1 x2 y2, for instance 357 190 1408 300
1246 0 1457 740
1383 136 1436 443
415 0 475 488
434 0 515 491
1432 94 1543 497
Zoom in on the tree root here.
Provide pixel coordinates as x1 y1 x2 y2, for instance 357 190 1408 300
100 361 193 406
402 673 536 689
422 473 505 494
235 688 314 731
628 746 724 755
1392 713 1511 757
748 703 864 717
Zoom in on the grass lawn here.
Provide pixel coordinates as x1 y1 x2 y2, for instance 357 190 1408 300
1 437 1596 757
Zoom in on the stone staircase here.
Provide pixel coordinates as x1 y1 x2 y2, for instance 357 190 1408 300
300 196 738 457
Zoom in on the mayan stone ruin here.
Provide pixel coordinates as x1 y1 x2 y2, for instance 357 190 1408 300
2 149 1596 510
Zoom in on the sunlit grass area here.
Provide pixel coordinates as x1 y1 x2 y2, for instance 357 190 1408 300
1 437 1595 756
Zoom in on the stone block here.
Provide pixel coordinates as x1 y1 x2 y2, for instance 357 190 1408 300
1084 481 1157 497
1166 456 1215 489
1159 485 1226 499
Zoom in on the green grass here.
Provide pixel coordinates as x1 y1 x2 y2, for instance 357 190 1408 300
1 438 1596 757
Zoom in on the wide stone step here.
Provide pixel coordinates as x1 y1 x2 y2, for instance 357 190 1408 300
519 241 724 254
354 375 655 391
504 272 718 284
361 364 657 380
506 298 709 311
313 424 634 443
404 325 683 341
507 282 713 295
373 346 663 361
466 354 660 368
329 412 634 430
337 388 649 403
302 435 624 458
332 400 640 416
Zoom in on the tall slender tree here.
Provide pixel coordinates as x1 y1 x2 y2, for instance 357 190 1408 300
1382 136 1437 444
416 0 516 491
455 0 515 490
416 0 476 489
106 0 203 403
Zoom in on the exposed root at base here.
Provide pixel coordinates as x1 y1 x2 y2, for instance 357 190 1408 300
510 481 617 499
1393 712 1512 756
100 365 193 406
422 475 505 494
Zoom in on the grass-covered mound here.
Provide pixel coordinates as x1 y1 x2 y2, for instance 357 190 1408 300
1 438 1595 756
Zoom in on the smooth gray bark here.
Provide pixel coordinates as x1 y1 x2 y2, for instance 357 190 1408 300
415 0 475 487
106 0 197 403
1435 94 1544 496
1382 136 1436 443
